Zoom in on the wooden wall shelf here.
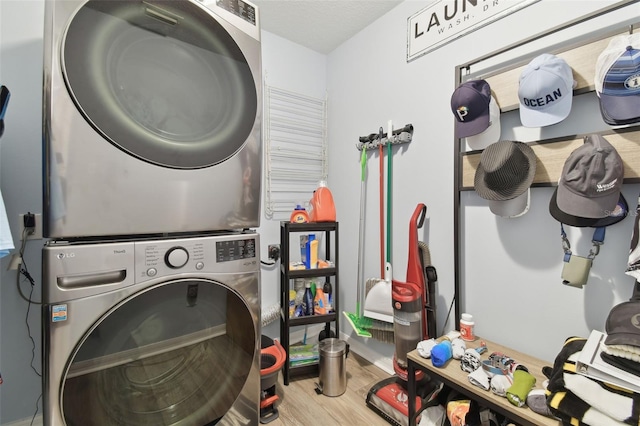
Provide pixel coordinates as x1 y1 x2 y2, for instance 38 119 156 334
460 128 640 191
458 20 640 190
483 27 634 112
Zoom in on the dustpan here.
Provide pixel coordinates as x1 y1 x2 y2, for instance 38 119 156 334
363 263 394 323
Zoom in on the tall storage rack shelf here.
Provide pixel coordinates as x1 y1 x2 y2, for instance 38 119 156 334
279 221 339 385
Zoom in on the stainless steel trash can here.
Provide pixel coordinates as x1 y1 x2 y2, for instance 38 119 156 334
317 338 348 397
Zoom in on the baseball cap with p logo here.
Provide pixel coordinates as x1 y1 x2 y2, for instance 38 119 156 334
451 79 492 139
518 53 576 127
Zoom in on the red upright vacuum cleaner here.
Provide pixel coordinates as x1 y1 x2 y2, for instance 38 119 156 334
366 203 442 425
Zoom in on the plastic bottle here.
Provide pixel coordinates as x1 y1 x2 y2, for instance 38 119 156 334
294 279 305 308
314 288 326 315
302 281 314 316
323 281 333 312
309 180 336 222
290 204 309 223
289 290 297 317
308 239 319 269
460 313 475 342
301 234 315 267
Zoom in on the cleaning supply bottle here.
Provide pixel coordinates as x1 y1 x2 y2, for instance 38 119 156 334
460 313 475 342
314 288 326 315
323 280 333 312
302 281 314 316
290 204 309 223
308 180 336 222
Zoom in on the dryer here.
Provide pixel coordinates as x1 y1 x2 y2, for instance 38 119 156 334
43 0 262 238
42 233 261 426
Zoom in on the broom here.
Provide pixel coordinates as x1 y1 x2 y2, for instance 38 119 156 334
364 126 395 343
343 138 393 339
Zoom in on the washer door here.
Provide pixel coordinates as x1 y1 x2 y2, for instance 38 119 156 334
61 279 257 426
62 0 257 169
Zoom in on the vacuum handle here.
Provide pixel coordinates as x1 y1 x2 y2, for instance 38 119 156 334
412 203 426 229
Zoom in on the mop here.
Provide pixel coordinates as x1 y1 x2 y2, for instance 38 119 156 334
342 146 384 337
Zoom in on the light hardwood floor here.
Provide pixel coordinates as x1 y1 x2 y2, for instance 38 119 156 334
265 352 395 425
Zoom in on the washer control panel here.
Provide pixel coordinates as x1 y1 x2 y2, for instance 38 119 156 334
216 238 256 262
134 233 259 281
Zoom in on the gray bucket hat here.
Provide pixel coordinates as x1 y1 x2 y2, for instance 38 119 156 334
474 140 537 201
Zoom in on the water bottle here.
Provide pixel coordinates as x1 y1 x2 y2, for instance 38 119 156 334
302 282 314 316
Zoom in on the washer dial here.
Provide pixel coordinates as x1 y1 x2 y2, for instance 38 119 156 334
165 246 189 268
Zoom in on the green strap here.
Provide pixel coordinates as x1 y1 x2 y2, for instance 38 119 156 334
386 141 392 263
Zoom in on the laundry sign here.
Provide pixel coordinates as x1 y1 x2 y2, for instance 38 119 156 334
407 0 540 62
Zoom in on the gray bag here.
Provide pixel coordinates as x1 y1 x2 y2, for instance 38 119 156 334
560 225 605 289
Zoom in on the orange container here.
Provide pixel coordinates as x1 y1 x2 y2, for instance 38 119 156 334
309 181 336 222
290 205 309 223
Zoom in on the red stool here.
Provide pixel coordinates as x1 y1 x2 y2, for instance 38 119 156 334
260 336 286 424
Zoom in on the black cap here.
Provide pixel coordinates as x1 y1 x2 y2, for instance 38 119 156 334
605 300 640 347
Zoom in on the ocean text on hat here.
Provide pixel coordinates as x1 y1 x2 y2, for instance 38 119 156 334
518 53 575 127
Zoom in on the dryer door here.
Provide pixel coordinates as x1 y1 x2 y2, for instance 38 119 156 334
62 0 258 169
60 278 258 425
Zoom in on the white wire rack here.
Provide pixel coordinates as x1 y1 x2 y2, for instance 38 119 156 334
264 84 328 220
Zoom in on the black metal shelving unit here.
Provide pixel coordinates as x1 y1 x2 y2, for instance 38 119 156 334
279 221 339 385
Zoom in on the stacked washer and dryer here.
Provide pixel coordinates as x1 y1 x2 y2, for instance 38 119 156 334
41 1 263 425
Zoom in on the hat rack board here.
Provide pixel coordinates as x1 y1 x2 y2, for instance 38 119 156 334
451 2 640 332
460 127 640 191
457 18 640 189
477 25 639 113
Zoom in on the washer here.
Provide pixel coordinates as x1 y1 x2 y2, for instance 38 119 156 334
42 233 261 426
43 0 262 238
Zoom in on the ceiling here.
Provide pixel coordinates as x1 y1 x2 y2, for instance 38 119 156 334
252 0 403 54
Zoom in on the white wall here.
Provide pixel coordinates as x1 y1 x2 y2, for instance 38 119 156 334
327 0 640 367
258 31 328 339
0 1 46 424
